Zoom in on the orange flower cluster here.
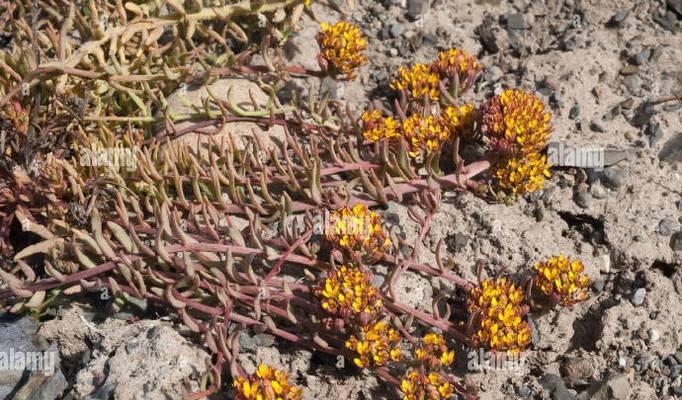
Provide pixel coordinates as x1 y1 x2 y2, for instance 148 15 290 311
315 265 382 321
317 21 367 80
533 255 591 306
361 104 476 158
361 109 400 143
400 333 456 400
467 277 531 354
325 204 391 258
345 320 402 368
391 48 482 101
234 364 303 400
480 89 553 196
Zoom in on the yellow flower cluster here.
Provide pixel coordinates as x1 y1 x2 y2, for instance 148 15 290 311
361 110 400 143
467 278 531 354
360 104 476 156
390 48 482 101
391 63 441 101
399 333 456 400
415 333 455 369
494 152 551 196
325 204 391 257
441 103 477 139
533 255 591 306
317 21 367 80
401 114 449 157
234 364 303 400
432 48 483 86
345 320 402 368
400 371 453 400
480 89 553 196
315 265 382 320
481 89 552 155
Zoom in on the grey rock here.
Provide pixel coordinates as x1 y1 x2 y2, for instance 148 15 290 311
602 168 626 189
407 0 429 19
674 386 682 396
659 132 682 163
562 356 594 387
608 374 631 400
389 23 405 38
592 280 605 292
574 192 593 209
477 17 499 54
631 288 646 306
607 10 630 27
507 13 526 30
446 233 470 252
589 121 606 133
657 218 680 236
239 332 258 351
632 48 652 65
653 10 677 31
540 374 574 400
646 120 664 146
668 0 682 17
371 274 386 287
623 74 642 95
675 351 682 364
671 232 682 251
590 183 608 199
631 101 656 127
569 105 580 120
648 328 661 343
254 333 276 347
0 317 41 399
518 385 532 397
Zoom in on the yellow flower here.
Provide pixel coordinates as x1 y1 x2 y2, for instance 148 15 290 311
533 255 591 306
468 278 531 354
315 265 382 321
317 21 367 80
400 370 453 400
493 152 551 196
361 109 400 143
401 113 450 158
441 103 477 138
481 89 552 156
345 320 402 368
325 204 391 257
414 332 454 368
234 364 303 400
391 63 441 101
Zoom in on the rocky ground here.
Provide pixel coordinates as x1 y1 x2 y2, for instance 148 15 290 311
2 0 682 399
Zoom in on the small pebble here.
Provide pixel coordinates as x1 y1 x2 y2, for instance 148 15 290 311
592 280 605 293
518 385 531 397
569 104 580 120
602 168 626 189
631 288 646 306
648 328 661 343
574 192 592 209
590 183 608 199
657 218 680 236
